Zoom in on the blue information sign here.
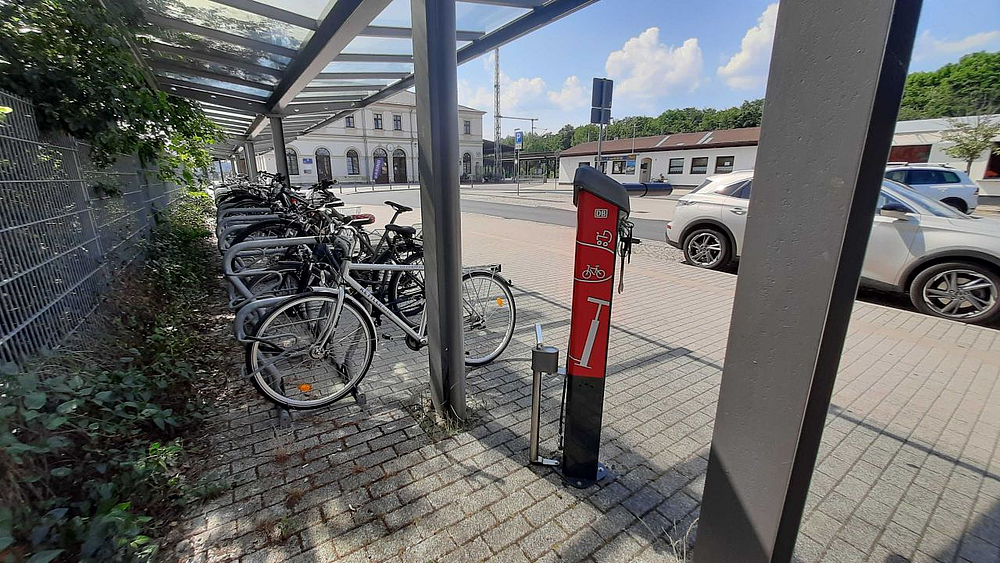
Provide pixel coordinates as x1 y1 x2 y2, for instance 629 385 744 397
514 130 523 150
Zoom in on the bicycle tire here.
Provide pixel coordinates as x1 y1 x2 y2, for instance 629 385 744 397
245 292 376 409
461 271 516 366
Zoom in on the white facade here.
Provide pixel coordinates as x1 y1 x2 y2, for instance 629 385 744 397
558 115 1000 196
558 145 758 188
257 91 485 186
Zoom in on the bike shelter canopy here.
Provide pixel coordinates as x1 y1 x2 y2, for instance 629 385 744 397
134 0 598 159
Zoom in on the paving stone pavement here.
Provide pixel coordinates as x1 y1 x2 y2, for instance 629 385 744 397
171 212 1000 563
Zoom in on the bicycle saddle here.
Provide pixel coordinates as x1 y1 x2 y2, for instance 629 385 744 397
384 201 413 213
384 224 417 237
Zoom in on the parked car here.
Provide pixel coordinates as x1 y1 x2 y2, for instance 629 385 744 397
665 171 1000 324
884 163 979 213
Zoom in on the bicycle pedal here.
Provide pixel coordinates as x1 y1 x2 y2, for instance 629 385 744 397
381 333 393 340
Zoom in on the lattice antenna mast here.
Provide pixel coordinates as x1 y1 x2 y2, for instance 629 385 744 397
493 48 502 178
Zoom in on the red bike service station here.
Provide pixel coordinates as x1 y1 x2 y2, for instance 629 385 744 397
529 166 632 488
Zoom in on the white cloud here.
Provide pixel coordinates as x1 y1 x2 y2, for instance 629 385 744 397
547 75 588 108
459 70 547 115
717 2 778 90
913 30 1000 61
605 28 703 103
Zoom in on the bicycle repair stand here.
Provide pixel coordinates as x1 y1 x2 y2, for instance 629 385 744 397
527 166 631 488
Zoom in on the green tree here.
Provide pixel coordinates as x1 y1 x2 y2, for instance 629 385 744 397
899 51 1000 119
941 115 1000 173
0 0 223 183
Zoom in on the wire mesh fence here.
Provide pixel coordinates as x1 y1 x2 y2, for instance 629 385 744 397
0 90 183 366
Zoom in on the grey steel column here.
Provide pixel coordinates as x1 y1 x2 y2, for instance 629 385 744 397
411 0 466 420
694 1 921 562
243 140 258 182
270 116 289 182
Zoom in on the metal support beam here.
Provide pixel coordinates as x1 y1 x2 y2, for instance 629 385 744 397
459 0 543 7
150 59 276 91
334 53 414 63
693 1 921 562
359 25 484 41
243 140 258 181
208 0 318 30
270 116 289 181
411 0 466 421
315 71 410 80
158 77 269 103
148 43 284 78
283 101 357 114
155 81 269 112
266 0 392 112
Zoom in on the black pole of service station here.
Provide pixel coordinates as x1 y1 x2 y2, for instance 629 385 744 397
561 166 631 488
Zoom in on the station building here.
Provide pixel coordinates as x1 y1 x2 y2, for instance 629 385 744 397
557 114 1000 196
256 91 486 185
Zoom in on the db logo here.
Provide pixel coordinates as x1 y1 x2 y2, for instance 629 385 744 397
594 208 609 219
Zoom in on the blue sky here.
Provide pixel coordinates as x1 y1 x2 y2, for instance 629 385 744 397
456 0 1000 137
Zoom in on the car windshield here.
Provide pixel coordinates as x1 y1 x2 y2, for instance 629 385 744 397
881 180 968 219
689 179 714 193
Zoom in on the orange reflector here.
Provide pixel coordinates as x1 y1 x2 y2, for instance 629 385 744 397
496 297 504 307
298 384 312 392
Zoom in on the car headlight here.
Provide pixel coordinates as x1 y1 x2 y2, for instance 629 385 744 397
677 200 696 207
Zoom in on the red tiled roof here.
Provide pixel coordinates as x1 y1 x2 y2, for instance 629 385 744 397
560 127 761 157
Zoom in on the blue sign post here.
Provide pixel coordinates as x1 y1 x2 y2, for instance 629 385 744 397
514 130 523 150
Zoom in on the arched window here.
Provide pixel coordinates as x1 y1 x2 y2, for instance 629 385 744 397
462 153 472 175
285 148 299 175
315 147 332 181
346 149 360 175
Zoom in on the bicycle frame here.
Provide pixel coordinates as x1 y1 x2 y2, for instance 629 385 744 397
334 260 429 345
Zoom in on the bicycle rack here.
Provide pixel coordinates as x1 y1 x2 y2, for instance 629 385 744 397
529 323 562 467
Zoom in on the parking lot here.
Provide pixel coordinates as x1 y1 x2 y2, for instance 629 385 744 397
169 207 1000 562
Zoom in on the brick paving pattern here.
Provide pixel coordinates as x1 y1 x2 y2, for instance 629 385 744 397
169 212 1000 562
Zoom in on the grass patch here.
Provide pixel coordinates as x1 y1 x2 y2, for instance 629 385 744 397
404 392 486 442
0 193 233 562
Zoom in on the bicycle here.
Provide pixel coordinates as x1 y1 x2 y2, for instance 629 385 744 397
242 231 515 410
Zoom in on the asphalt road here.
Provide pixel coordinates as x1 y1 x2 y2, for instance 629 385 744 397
338 187 1000 329
338 188 668 241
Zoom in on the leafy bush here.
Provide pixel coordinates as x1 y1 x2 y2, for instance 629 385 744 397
0 194 224 562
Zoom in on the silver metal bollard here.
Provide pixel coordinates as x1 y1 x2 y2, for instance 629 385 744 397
530 323 561 466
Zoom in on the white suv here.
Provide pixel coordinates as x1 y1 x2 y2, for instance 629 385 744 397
665 171 1000 324
884 164 979 213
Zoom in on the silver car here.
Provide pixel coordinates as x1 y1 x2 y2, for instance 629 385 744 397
666 171 1000 324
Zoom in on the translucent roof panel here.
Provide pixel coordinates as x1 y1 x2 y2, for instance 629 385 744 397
369 0 411 27
342 36 414 56
146 0 313 49
456 3 531 33
140 29 293 69
321 61 413 73
252 0 336 20
150 53 281 86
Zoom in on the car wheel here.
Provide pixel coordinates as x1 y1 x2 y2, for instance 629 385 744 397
941 198 968 214
683 228 730 270
909 262 1000 324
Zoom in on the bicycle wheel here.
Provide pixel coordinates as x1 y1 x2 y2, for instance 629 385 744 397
387 253 425 328
462 271 516 366
246 292 376 409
